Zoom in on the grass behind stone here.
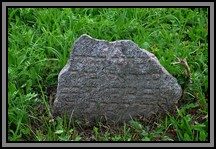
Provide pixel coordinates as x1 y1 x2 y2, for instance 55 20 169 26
8 8 208 141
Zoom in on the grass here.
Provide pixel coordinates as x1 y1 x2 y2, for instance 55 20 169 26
8 8 208 141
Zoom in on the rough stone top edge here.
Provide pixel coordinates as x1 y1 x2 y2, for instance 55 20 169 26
78 34 132 42
73 34 156 58
75 34 141 48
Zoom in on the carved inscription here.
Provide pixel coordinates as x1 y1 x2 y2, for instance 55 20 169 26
53 34 182 124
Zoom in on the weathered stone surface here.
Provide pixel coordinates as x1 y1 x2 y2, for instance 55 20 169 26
53 34 182 124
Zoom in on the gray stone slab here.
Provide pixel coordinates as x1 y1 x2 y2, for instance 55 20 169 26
53 34 182 124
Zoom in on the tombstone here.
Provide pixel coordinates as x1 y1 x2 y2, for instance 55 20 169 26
52 34 182 124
